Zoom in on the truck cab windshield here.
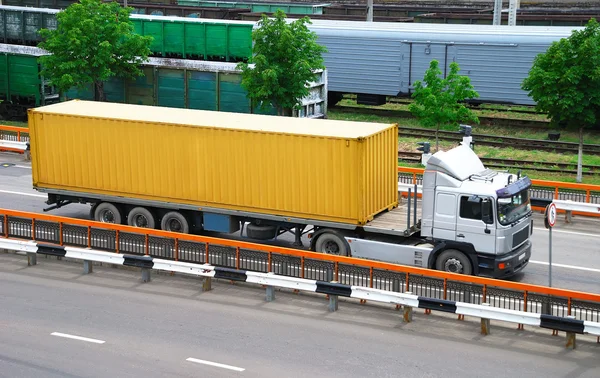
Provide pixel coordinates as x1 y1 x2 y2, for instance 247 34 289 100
497 190 531 225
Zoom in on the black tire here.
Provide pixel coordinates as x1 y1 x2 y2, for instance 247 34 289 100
246 223 277 240
160 211 189 234
94 202 123 224
315 232 349 256
127 207 156 229
435 249 472 275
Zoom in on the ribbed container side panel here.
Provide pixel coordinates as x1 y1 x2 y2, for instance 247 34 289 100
206 24 227 58
228 25 252 61
29 113 398 225
360 125 399 222
316 32 402 95
8 55 39 97
188 71 217 110
185 24 207 58
127 67 155 106
164 23 184 55
455 44 548 105
157 68 185 108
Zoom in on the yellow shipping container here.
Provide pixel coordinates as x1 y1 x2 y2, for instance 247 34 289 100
28 100 398 225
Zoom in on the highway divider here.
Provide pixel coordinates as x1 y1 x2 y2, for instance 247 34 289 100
2 208 600 329
1 237 598 349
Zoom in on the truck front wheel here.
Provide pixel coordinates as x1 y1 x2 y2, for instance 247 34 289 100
435 249 472 275
315 232 349 256
94 202 123 224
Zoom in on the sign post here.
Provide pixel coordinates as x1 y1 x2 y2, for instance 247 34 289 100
544 203 557 287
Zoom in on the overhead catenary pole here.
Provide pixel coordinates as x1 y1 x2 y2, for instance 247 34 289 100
508 0 519 26
367 0 373 22
493 0 502 25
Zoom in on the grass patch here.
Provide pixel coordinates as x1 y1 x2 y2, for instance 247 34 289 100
1 120 28 127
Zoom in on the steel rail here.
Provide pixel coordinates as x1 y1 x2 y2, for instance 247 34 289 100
1 208 600 314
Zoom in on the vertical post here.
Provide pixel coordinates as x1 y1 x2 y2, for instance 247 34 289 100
83 260 93 274
329 282 339 312
141 268 151 283
27 252 37 266
481 303 491 335
566 316 577 349
407 188 412 228
366 0 373 22
4 214 8 237
493 0 502 25
266 286 275 302
549 227 552 287
403 292 413 322
59 222 63 245
413 184 417 227
508 0 518 26
87 226 91 249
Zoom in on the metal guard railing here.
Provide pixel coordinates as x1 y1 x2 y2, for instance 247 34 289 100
1 209 600 324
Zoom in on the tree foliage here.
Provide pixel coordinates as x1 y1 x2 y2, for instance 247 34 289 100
38 0 152 101
409 60 479 151
237 10 327 116
522 18 600 182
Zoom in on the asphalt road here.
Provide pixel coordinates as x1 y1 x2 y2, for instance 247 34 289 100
0 253 599 378
1 152 600 293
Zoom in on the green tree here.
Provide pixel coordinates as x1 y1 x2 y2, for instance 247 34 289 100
522 19 600 183
409 60 480 152
237 10 327 116
38 0 152 101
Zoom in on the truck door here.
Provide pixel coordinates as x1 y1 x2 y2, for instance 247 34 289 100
432 192 457 241
456 195 496 254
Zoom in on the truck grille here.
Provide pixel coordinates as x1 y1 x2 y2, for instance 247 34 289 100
512 225 529 248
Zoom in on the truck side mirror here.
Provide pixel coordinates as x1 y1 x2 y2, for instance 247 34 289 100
481 199 493 224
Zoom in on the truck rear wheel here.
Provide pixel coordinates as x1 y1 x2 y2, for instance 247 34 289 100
315 232 349 256
161 211 189 234
94 202 123 224
127 207 156 229
436 249 472 275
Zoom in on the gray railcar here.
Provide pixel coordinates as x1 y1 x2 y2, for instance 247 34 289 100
309 20 580 105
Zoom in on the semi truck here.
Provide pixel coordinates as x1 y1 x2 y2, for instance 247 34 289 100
28 100 532 278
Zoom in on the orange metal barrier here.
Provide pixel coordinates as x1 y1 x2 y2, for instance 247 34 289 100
398 166 600 218
1 208 600 316
0 125 29 154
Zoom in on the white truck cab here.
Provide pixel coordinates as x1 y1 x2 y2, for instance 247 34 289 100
421 145 532 277
345 142 532 278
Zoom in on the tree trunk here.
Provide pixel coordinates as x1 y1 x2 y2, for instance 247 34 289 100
94 81 106 102
576 127 583 183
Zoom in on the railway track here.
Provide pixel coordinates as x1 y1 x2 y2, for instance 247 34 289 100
396 126 600 156
332 105 550 130
331 106 600 155
397 151 600 176
341 94 543 115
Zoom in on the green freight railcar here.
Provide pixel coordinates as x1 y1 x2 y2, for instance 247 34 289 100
130 14 254 62
65 57 327 118
0 6 254 63
177 1 330 15
0 5 57 45
0 44 59 119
